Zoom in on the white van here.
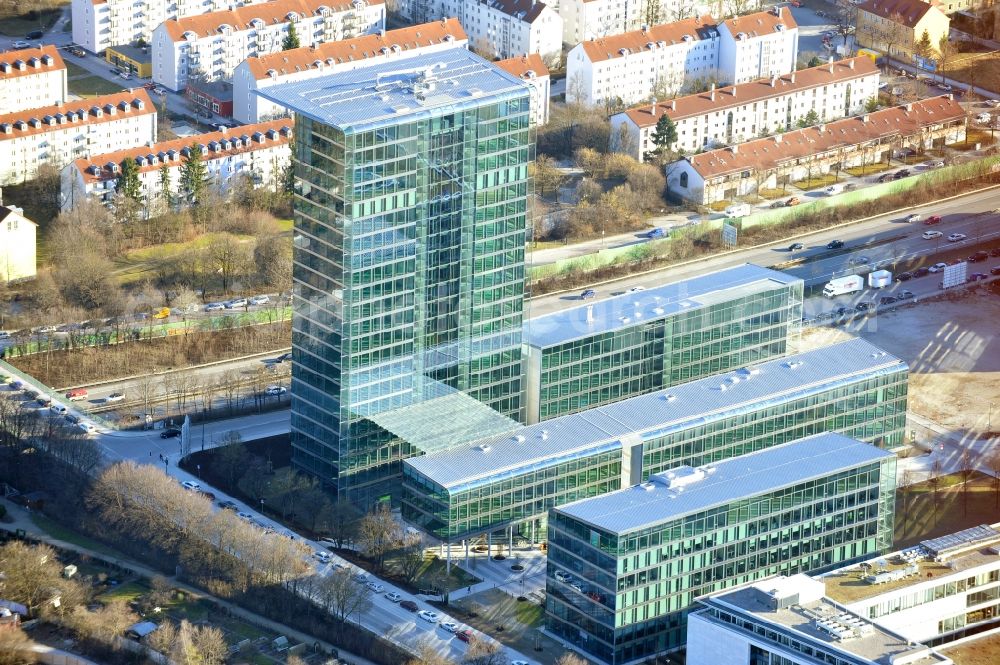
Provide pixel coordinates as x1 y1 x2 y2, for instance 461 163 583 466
724 203 752 218
825 184 844 196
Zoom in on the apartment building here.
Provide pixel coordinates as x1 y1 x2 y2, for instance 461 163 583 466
0 46 67 115
152 0 386 91
0 89 156 186
71 0 271 56
559 0 669 45
668 96 965 205
856 0 950 62
496 53 550 126
394 0 563 66
718 7 798 85
0 205 37 284
232 18 467 124
567 9 798 108
545 433 897 663
820 524 1000 646
610 57 880 161
688 575 953 665
60 119 293 212
403 338 908 545
523 264 802 423
566 16 720 107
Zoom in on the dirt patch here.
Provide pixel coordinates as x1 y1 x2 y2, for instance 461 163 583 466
798 286 1000 435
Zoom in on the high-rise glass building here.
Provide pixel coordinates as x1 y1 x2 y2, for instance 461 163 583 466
524 264 803 423
262 49 532 505
545 433 898 665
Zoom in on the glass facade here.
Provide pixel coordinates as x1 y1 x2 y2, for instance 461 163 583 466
288 82 532 506
402 363 906 543
545 456 897 665
527 280 803 422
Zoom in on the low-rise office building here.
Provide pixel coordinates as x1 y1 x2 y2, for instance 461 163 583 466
496 53 550 126
820 524 1000 646
567 9 798 108
403 338 908 545
0 205 37 283
105 44 153 78
71 0 272 56
152 0 386 91
394 0 563 66
668 95 965 205
545 433 898 664
232 18 467 124
524 264 803 423
687 575 953 665
60 119 293 212
0 89 156 186
610 57 880 161
0 46 66 115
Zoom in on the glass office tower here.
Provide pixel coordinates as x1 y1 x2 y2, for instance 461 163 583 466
262 49 532 505
403 338 907 543
524 264 803 423
545 433 898 665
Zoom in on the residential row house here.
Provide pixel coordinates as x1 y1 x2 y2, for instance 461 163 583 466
0 46 67 115
393 0 563 66
0 205 37 284
60 119 293 212
668 95 965 205
610 56 880 161
567 8 798 108
71 0 271 55
855 0 950 62
0 89 156 186
233 18 468 124
152 0 386 91
495 53 550 126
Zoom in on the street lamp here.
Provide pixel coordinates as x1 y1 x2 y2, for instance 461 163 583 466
259 498 264 515
196 464 201 479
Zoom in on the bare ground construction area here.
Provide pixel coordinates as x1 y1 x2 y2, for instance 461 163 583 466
798 283 1000 438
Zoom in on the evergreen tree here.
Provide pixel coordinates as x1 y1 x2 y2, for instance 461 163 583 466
116 157 142 201
179 143 209 204
283 21 300 50
797 109 820 128
159 164 172 209
645 112 678 162
915 30 933 60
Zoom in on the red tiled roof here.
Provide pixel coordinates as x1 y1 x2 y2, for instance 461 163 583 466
0 89 154 143
163 0 384 42
686 96 964 179
721 7 798 37
857 0 942 28
0 45 65 82
246 18 466 80
580 15 718 63
621 57 878 128
73 118 294 184
495 53 549 79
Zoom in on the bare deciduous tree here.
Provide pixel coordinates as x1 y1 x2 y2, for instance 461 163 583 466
358 503 402 571
0 627 37 665
463 639 509 665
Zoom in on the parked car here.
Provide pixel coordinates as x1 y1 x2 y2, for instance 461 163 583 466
969 251 990 263
36 395 52 407
850 256 870 266
49 403 67 415
625 286 645 293
788 242 803 251
104 393 125 403
879 296 898 306
580 289 596 300
441 622 459 633
248 295 270 306
118 70 131 80
948 233 967 242
153 307 171 319
265 385 287 396
204 302 225 312
855 302 871 312
12 40 30 49
366 581 385 593
898 290 915 300
969 272 989 282
68 46 86 57
905 213 921 223
66 388 88 401
160 428 181 438
400 600 419 612
385 592 402 602
77 422 97 435
644 227 665 239
456 629 474 643
991 266 1000 275
25 30 43 40
896 272 912 281
198 489 216 501
217 500 238 511
928 263 949 273
924 215 942 225
180 480 201 491
225 298 248 309
785 196 801 206
314 551 332 563
924 160 945 168
236 511 253 521
417 610 439 623
826 240 844 249
65 413 81 424
922 230 943 239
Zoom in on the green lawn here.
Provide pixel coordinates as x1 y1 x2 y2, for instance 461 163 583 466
895 472 1000 548
68 75 127 98
97 581 150 603
0 7 63 36
792 173 839 190
514 601 543 627
31 514 120 557
844 162 892 177
113 233 253 285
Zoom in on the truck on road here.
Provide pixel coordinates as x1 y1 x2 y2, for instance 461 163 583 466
868 270 893 288
822 274 864 297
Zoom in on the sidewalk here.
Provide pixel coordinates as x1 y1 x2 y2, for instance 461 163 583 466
0 499 378 665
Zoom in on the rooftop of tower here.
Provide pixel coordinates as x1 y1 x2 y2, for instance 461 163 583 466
257 47 530 130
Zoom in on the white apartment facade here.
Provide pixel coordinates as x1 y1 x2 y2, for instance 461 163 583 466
610 57 879 160
0 46 67 115
394 0 563 66
0 89 156 186
61 119 293 212
496 53 550 126
71 0 272 55
566 15 721 107
233 18 467 124
559 0 676 45
152 0 386 91
0 205 37 284
718 7 798 85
